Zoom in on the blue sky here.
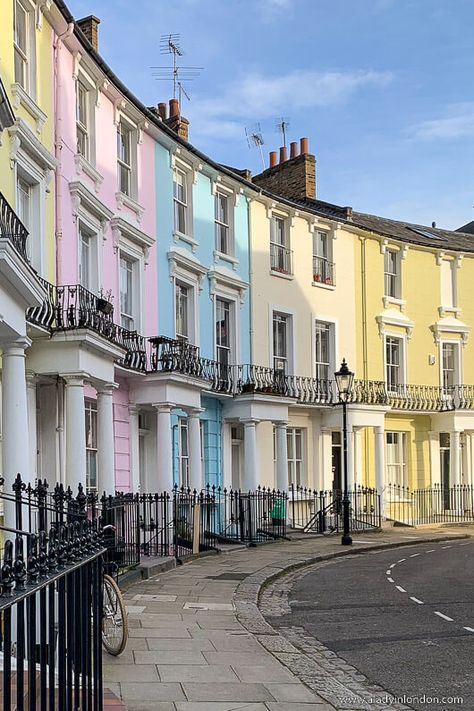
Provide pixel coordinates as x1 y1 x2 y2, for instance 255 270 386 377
67 0 474 229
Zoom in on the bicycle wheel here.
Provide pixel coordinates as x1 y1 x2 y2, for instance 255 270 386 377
102 574 128 656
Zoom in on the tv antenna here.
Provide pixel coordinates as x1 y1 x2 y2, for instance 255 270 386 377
151 34 202 100
245 123 265 170
275 117 290 149
177 81 191 105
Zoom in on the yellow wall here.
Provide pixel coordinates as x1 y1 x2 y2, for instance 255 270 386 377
0 1 55 281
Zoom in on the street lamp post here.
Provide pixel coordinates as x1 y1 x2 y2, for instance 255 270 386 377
335 358 354 546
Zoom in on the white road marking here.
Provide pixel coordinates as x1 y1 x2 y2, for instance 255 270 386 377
410 553 420 558
434 611 453 622
426 549 436 553
396 585 406 593
390 563 396 569
387 577 394 583
410 597 424 605
463 627 474 633
459 542 471 546
441 546 452 549
397 558 406 563
386 570 392 575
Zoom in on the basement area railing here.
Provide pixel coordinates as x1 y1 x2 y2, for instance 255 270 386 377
288 484 381 533
385 483 474 525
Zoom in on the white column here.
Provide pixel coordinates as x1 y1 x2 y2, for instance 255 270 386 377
320 428 333 490
346 423 354 491
461 433 469 485
26 371 38 483
353 427 362 487
428 431 441 486
275 421 288 491
222 421 233 490
155 403 174 491
375 425 385 513
242 419 259 490
451 431 461 486
63 374 87 493
2 339 31 526
97 383 116 494
129 405 140 492
187 408 203 491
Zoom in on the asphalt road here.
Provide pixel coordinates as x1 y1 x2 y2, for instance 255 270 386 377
270 539 474 711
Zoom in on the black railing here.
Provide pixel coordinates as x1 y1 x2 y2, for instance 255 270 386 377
289 484 381 533
313 255 335 286
235 364 292 397
0 475 104 710
270 242 293 275
386 484 474 525
26 278 147 371
0 190 29 261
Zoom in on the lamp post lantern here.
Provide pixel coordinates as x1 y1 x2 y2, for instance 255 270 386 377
335 358 354 546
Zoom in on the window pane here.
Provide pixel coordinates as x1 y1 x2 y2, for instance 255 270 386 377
176 283 189 339
80 227 91 289
16 177 30 229
313 231 327 258
14 2 27 53
120 256 134 328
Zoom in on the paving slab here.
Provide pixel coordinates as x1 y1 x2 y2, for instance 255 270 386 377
104 525 472 711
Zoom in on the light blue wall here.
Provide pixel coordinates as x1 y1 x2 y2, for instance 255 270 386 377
155 139 251 490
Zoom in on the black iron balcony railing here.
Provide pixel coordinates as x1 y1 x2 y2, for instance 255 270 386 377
148 336 234 393
0 191 29 261
26 278 147 371
313 255 335 286
270 242 293 275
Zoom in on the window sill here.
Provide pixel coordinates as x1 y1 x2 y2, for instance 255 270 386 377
312 280 335 291
173 230 198 252
438 306 461 318
116 191 144 222
270 269 294 281
213 250 239 270
383 296 406 311
75 154 104 193
11 83 47 133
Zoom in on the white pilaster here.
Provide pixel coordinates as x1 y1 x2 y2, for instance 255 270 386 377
451 431 461 486
2 339 31 526
63 374 87 493
428 431 441 487
375 426 385 512
155 403 174 491
222 421 233 490
320 428 333 490
242 419 259 490
187 408 204 491
26 371 38 483
346 423 354 490
97 383 117 494
129 405 140 492
353 427 362 487
274 421 288 492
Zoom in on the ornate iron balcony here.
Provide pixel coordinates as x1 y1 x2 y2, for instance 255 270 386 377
270 242 293 275
0 191 29 261
313 256 335 286
26 279 146 370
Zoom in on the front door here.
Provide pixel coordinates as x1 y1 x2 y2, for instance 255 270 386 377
440 432 450 509
331 431 342 493
231 425 244 490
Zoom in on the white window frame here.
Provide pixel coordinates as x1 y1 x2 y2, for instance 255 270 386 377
384 333 406 394
287 428 305 487
75 66 97 168
312 230 335 286
384 248 401 299
440 257 457 312
272 312 289 373
175 280 191 342
117 116 137 199
172 163 195 246
440 340 461 393
210 272 245 365
214 188 235 257
85 399 98 492
270 213 292 276
270 306 295 374
385 432 407 488
168 249 204 347
15 161 43 273
13 0 36 96
314 319 335 382
215 297 233 368
78 218 100 293
119 251 139 330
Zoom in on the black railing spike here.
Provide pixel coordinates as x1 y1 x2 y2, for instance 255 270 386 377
27 534 39 585
1 540 14 597
13 535 27 591
38 531 48 579
48 527 57 572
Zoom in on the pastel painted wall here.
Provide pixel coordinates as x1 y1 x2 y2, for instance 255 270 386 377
0 1 55 281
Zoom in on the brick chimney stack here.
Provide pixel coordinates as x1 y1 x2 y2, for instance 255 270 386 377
254 137 316 201
77 16 100 51
163 98 189 141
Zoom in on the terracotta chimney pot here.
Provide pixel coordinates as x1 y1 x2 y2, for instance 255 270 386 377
290 142 298 159
169 98 180 118
269 151 277 168
158 102 167 120
279 146 288 163
300 137 309 155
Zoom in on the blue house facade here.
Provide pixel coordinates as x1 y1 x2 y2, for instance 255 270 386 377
147 132 251 493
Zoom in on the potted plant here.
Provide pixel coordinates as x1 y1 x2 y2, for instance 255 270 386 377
97 288 114 316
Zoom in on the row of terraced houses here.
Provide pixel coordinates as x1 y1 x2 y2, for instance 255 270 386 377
2 0 474 520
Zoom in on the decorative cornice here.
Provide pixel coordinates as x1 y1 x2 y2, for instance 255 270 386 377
74 153 104 193
69 180 113 230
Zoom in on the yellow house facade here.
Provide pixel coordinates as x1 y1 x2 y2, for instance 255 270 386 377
0 0 57 281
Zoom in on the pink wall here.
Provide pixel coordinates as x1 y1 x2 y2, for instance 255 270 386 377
56 34 159 491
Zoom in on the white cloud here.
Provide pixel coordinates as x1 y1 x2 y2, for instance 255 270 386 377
410 103 474 140
187 69 393 141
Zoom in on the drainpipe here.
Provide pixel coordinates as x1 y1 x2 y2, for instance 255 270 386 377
53 22 74 284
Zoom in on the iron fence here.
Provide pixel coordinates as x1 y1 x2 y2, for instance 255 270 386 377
0 475 105 711
289 485 381 533
385 484 474 525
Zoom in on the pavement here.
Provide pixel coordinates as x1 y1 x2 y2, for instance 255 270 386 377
103 525 473 711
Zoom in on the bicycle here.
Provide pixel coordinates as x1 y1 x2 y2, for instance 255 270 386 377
101 525 129 656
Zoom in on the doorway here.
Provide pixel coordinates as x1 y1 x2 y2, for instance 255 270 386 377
331 431 342 493
439 432 450 509
231 425 243 490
